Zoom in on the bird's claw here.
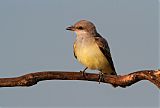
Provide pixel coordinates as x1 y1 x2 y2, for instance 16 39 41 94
98 72 104 84
80 70 87 79
80 67 88 79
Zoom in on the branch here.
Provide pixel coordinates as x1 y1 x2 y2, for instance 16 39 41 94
0 70 160 89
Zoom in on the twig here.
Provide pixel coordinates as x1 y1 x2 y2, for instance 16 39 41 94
0 70 159 89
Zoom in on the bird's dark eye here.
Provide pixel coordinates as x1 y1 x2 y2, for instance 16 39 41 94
77 26 83 30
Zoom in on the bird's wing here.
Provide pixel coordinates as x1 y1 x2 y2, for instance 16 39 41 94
94 34 116 74
73 42 77 59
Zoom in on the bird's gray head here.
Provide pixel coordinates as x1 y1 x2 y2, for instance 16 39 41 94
66 20 97 36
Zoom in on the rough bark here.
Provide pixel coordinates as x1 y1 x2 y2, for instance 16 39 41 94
0 70 159 89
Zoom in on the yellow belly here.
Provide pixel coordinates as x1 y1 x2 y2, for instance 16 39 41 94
76 43 109 70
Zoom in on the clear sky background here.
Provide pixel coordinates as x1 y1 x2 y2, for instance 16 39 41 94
0 0 159 108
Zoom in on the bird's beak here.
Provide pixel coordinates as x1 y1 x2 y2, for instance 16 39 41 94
66 26 75 31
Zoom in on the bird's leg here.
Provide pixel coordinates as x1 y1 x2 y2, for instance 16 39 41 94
98 71 104 84
80 67 88 78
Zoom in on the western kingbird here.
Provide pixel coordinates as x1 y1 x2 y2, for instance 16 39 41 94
66 20 117 82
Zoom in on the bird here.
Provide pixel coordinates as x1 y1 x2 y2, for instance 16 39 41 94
66 20 117 82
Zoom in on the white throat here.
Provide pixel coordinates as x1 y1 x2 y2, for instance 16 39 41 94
75 30 89 36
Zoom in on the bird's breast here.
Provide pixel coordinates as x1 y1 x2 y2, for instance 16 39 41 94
75 37 109 70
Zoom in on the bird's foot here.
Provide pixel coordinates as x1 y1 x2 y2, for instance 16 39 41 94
80 70 86 78
80 67 88 79
98 72 104 84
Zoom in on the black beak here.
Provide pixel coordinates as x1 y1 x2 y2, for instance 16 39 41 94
66 26 75 31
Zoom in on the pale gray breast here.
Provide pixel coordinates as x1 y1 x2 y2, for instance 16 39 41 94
75 36 95 50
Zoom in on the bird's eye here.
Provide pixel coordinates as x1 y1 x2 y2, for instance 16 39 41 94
77 26 83 30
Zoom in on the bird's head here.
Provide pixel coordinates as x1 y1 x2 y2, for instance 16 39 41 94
66 20 97 36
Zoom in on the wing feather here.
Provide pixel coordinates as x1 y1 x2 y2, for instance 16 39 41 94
94 34 116 74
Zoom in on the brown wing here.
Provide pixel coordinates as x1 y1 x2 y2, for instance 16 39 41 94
94 34 116 75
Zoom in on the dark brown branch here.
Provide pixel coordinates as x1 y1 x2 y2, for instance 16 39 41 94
0 70 160 89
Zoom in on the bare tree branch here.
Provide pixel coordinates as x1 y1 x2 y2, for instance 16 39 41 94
0 70 160 89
